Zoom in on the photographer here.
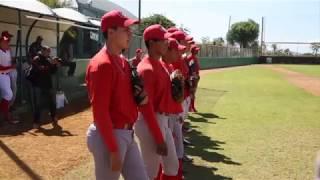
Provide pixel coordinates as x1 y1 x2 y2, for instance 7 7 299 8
30 46 61 129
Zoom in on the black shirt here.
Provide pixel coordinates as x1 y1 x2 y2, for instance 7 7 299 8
29 42 42 59
32 55 57 89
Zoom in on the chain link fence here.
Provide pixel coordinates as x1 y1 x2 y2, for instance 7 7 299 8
198 44 258 58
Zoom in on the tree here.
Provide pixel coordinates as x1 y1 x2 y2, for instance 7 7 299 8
138 14 175 36
212 37 224 46
311 43 320 56
179 24 190 34
39 0 64 8
284 48 291 56
271 44 277 53
201 36 210 44
227 19 259 48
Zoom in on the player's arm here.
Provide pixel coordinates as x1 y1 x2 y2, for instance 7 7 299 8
86 63 118 153
138 69 165 145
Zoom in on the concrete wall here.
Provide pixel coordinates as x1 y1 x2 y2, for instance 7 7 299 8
199 57 259 69
259 56 320 64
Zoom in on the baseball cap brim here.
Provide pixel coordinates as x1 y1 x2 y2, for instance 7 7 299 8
164 32 171 39
124 19 139 27
178 44 186 51
0 36 10 41
186 35 193 41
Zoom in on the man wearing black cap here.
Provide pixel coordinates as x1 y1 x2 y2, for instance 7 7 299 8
29 36 43 59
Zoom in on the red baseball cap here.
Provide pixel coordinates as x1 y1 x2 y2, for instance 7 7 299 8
136 48 142 53
191 45 200 52
0 31 13 41
186 35 193 41
169 30 187 41
188 40 195 45
101 10 139 32
167 27 179 33
168 38 186 51
143 24 170 41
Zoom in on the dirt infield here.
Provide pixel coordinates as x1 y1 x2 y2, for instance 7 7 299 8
0 66 233 180
0 66 250 179
0 98 92 180
200 65 250 75
265 65 320 96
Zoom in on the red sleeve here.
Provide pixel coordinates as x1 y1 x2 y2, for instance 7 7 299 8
86 62 118 152
138 68 164 145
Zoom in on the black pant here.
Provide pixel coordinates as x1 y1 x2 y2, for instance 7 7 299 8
62 61 76 76
31 87 56 124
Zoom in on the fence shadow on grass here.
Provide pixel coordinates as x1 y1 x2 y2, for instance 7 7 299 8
184 112 240 180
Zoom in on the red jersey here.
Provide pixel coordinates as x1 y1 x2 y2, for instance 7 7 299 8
186 54 200 75
160 60 183 114
86 46 138 152
137 56 175 144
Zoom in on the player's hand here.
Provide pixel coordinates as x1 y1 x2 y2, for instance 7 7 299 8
110 151 122 172
178 117 184 124
156 142 168 156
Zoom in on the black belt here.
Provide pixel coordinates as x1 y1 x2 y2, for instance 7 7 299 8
0 72 9 75
158 112 169 116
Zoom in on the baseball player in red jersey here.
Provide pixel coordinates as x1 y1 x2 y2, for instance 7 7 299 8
129 48 143 67
168 30 196 164
161 38 187 179
85 10 148 180
0 31 19 124
135 24 180 180
169 30 191 122
186 45 201 112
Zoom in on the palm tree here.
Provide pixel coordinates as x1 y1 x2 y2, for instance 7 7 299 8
311 43 320 56
271 44 277 54
39 0 66 8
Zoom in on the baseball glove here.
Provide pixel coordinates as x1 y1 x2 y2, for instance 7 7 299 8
131 67 148 105
170 70 184 103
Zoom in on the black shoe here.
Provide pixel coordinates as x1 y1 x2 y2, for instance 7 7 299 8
183 154 193 162
33 123 40 129
183 127 193 133
183 138 193 146
51 117 59 127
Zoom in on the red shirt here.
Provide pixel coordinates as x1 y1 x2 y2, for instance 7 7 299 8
131 56 141 67
160 60 183 114
86 46 138 152
171 56 190 98
186 54 200 75
137 56 174 145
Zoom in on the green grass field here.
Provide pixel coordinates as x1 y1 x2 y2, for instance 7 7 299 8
185 65 320 180
62 65 320 180
280 64 320 77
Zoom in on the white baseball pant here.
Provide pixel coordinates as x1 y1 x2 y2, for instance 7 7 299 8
0 73 13 101
181 96 191 120
9 69 17 105
87 123 149 180
168 114 184 159
135 113 179 178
